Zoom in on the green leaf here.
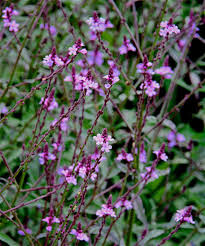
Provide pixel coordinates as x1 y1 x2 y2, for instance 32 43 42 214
0 233 19 246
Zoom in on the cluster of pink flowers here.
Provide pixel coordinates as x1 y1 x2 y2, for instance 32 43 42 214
86 12 113 33
42 216 60 231
167 130 186 148
65 70 98 96
137 57 160 97
87 48 103 66
2 6 19 33
68 40 87 56
38 152 56 165
38 143 56 165
70 223 89 242
51 117 69 132
116 149 133 162
119 36 136 54
96 196 116 218
42 53 64 67
159 19 180 37
135 143 147 163
18 228 32 236
104 67 120 89
153 149 168 161
40 23 57 36
175 206 195 224
61 169 77 185
39 89 58 112
141 166 159 181
115 198 132 210
93 128 114 153
155 66 174 79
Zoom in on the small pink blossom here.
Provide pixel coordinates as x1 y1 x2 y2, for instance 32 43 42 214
61 170 77 185
155 66 174 79
42 216 60 231
115 199 132 210
96 204 116 217
18 228 32 236
119 36 136 54
160 20 180 37
140 167 159 180
153 150 168 161
175 206 195 224
86 12 106 32
93 129 114 153
9 20 19 32
54 55 64 66
70 229 89 242
116 150 133 162
42 54 54 67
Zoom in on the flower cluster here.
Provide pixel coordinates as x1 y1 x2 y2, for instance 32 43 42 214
68 39 87 56
93 128 114 153
87 48 104 66
115 198 132 210
153 149 168 161
155 66 174 79
167 130 186 148
137 56 160 97
86 12 112 33
61 169 77 185
39 90 58 112
96 196 116 218
160 19 180 37
119 36 136 54
116 149 133 162
18 228 32 236
42 216 60 231
70 223 89 242
104 67 119 89
175 206 195 224
51 117 69 132
141 167 159 181
135 143 147 163
65 70 98 96
42 48 64 67
2 6 19 32
38 143 56 165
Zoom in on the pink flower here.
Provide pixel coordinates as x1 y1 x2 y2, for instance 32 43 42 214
42 54 54 67
87 50 103 66
153 150 168 161
140 167 158 180
116 150 133 162
93 129 114 153
86 12 106 32
119 36 136 54
160 20 180 37
96 204 116 217
68 45 78 55
70 229 89 242
70 223 89 242
167 131 186 148
38 152 56 165
54 55 64 66
39 97 58 111
115 199 132 210
61 170 77 185
9 20 19 32
155 66 174 79
42 216 60 231
18 228 32 236
175 206 195 224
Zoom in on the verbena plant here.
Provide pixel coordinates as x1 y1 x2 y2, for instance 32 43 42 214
0 0 205 245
